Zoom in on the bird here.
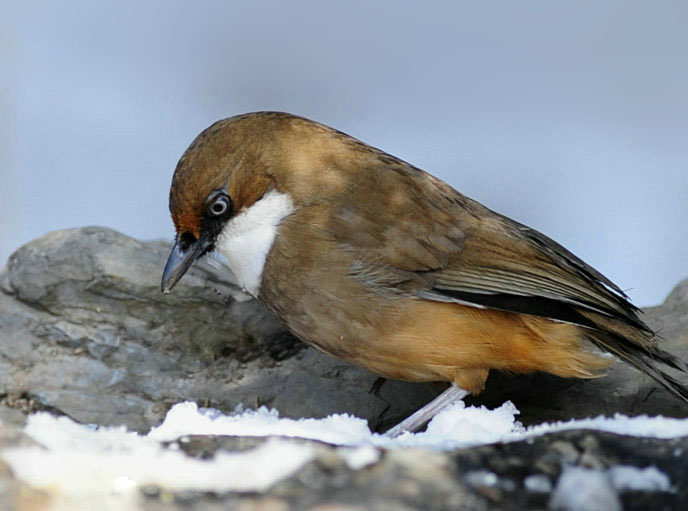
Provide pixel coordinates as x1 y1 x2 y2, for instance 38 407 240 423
161 111 688 436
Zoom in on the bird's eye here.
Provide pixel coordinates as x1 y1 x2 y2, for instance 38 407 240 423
206 194 231 217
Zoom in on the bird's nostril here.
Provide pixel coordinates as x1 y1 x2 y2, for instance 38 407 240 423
178 232 197 251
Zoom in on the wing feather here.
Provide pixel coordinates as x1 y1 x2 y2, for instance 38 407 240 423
328 155 646 331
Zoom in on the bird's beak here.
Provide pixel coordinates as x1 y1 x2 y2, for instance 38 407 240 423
161 236 212 293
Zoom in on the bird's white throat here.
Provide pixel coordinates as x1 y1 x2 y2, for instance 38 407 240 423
215 190 294 297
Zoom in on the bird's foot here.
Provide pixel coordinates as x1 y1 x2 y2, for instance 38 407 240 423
383 385 469 438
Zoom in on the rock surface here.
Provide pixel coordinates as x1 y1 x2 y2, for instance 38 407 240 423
1 227 688 509
1 226 687 431
0 227 439 433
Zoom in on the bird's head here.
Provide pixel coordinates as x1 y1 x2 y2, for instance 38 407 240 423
161 111 359 293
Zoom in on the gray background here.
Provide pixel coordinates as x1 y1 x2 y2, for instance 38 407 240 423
1 1 686 307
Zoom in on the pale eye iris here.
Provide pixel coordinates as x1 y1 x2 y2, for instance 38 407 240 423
210 199 228 216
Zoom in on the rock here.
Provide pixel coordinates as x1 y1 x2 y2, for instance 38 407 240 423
1 227 688 510
0 227 437 432
3 228 686 432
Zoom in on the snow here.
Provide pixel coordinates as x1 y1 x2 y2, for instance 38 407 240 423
524 474 553 493
607 465 671 492
549 467 621 511
150 400 524 450
149 402 373 445
528 412 688 439
339 445 381 470
549 465 672 511
1 399 684 498
1 412 315 495
152 400 688 449
465 470 499 487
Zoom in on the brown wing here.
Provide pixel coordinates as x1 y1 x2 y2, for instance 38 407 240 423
428 207 650 330
330 163 465 273
329 156 646 331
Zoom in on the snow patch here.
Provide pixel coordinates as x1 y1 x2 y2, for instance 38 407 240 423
549 465 672 511
2 412 314 496
339 445 381 470
528 413 688 439
151 400 688 449
550 467 621 511
1 399 686 497
524 474 553 493
149 401 373 445
607 465 671 492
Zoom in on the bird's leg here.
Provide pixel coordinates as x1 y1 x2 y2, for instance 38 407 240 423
383 385 469 438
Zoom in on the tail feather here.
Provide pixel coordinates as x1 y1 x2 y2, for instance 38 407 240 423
651 347 688 374
579 309 688 402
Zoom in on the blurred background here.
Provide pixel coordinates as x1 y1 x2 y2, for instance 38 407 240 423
1 1 686 307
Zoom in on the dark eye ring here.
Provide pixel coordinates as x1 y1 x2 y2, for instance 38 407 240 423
207 195 230 217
